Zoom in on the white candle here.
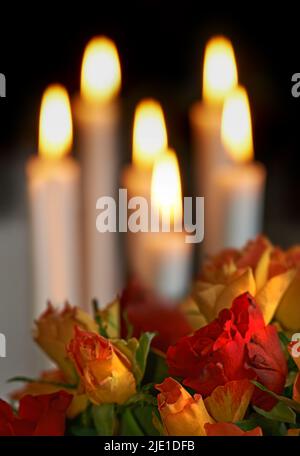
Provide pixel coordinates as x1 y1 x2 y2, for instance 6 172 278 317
73 36 122 309
143 150 192 301
190 36 238 256
27 85 82 317
122 99 167 280
213 85 266 251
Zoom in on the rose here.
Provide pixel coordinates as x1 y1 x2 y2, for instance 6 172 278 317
182 236 297 330
34 303 98 383
121 280 192 352
204 423 262 436
168 292 287 410
11 369 88 419
155 377 214 436
0 391 72 436
67 327 136 405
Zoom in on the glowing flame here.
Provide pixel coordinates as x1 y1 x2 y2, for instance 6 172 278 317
81 36 121 103
133 99 168 169
151 149 183 224
203 36 238 104
39 84 73 159
221 85 254 163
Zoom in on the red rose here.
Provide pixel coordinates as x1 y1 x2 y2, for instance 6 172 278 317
167 292 287 410
0 391 72 436
121 279 192 352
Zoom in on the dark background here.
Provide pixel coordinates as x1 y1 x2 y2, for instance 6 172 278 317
0 2 299 243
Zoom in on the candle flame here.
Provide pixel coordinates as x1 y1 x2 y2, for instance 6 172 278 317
151 149 182 224
203 36 238 104
133 99 168 169
81 36 121 103
221 85 254 163
39 84 73 159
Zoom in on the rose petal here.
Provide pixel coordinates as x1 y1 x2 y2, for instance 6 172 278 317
204 379 254 422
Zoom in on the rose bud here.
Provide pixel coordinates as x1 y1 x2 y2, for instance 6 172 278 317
156 377 214 436
67 327 136 405
34 303 98 383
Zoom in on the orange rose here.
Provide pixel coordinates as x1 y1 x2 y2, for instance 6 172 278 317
34 303 98 383
156 377 214 436
67 327 136 405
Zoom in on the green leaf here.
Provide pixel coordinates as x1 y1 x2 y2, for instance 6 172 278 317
92 299 109 338
68 425 98 436
134 332 156 384
252 380 300 414
143 349 169 385
236 414 287 436
92 404 116 436
7 376 77 389
253 402 296 424
123 391 157 407
133 404 160 436
119 407 144 436
152 408 164 436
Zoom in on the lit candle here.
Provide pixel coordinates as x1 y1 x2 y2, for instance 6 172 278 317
213 85 266 251
74 36 122 309
142 149 192 300
26 84 82 317
122 99 167 279
123 98 167 198
190 36 238 257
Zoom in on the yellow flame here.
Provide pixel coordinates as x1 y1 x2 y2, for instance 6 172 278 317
221 85 254 163
203 36 238 104
133 99 168 169
151 149 183 224
81 36 121 103
39 84 73 159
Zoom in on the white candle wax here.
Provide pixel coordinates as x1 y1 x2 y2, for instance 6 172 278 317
74 98 122 310
27 156 81 316
213 162 266 253
190 102 229 255
143 231 192 301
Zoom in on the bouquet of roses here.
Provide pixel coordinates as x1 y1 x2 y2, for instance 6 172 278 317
1 236 300 437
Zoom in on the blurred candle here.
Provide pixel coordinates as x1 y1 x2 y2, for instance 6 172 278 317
123 99 167 199
122 99 167 279
142 149 192 300
74 36 122 309
190 36 238 257
27 84 81 317
213 85 266 251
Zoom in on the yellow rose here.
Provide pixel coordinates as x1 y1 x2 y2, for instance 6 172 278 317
34 303 98 383
67 327 136 405
156 377 214 436
182 236 298 329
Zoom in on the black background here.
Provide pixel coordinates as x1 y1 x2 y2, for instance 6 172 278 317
0 2 299 239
